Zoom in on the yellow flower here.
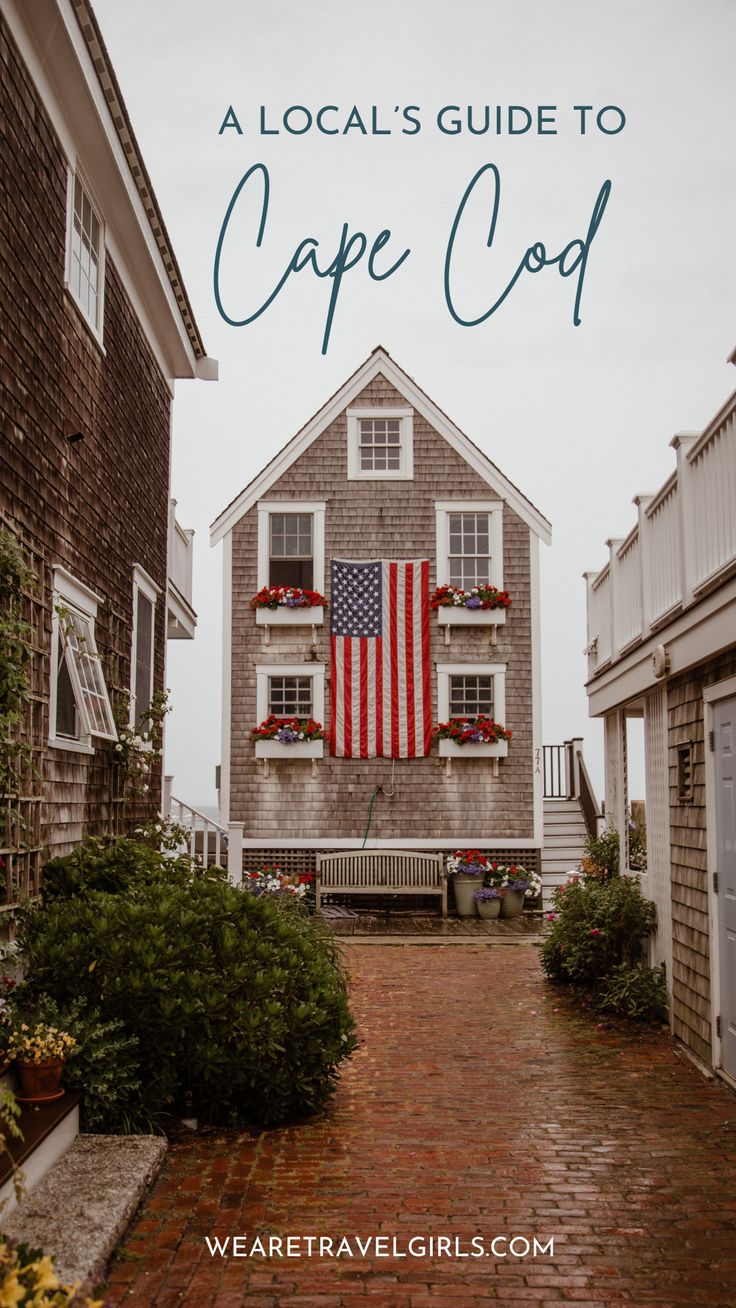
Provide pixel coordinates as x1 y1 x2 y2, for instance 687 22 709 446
0 1272 25 1307
30 1255 60 1292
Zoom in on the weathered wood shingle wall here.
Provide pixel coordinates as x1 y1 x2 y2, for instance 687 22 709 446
667 649 736 1065
230 375 536 846
0 16 170 857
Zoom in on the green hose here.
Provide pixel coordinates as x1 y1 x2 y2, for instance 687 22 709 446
362 787 380 847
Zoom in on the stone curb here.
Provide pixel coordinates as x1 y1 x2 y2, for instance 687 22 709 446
2 1133 167 1288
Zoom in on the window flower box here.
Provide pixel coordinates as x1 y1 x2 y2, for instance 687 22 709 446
251 586 327 626
431 585 510 627
254 739 324 759
251 715 325 760
437 738 509 758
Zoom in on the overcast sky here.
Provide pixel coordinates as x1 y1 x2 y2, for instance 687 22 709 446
94 0 736 809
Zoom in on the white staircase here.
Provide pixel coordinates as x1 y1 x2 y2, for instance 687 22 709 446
542 798 589 907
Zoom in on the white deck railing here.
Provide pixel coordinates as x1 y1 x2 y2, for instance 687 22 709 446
162 777 244 883
585 385 736 673
168 498 194 606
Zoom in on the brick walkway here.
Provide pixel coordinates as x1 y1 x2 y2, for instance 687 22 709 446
105 945 736 1307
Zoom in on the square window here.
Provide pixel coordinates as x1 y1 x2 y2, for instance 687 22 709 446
268 675 313 718
449 674 494 719
347 410 413 480
67 172 105 337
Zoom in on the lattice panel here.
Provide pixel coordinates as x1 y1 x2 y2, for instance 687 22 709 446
0 520 46 911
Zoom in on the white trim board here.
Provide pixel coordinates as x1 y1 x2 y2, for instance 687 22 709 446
240 837 541 849
210 349 552 546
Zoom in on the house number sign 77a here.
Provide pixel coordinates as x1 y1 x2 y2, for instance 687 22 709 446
213 163 611 355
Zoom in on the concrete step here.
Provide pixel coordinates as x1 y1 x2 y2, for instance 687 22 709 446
0 1091 81 1215
3 1134 167 1287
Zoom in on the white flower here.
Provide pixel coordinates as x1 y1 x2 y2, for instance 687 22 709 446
115 743 123 752
143 784 149 792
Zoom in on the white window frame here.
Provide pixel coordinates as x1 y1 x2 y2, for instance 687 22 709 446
437 663 506 725
130 565 161 730
64 166 106 346
255 664 325 725
347 408 414 480
49 567 116 753
435 500 504 589
256 501 326 624
254 663 326 759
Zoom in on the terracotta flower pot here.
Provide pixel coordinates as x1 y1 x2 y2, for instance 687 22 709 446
17 1057 65 1102
500 889 525 918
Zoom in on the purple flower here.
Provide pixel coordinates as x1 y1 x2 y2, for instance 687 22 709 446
474 887 503 900
506 877 531 894
465 596 483 609
276 727 300 743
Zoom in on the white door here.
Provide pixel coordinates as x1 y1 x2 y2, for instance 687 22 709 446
715 695 736 1080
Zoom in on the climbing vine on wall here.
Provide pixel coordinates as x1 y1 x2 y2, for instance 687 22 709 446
0 528 36 818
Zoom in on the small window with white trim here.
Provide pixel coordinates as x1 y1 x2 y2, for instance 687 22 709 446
50 569 117 751
437 663 506 725
66 170 105 339
268 675 313 718
449 673 494 719
435 501 504 590
256 663 325 726
347 408 414 480
130 567 160 729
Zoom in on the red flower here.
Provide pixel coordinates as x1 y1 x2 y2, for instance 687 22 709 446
590 928 601 938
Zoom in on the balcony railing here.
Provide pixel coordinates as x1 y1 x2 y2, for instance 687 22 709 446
585 385 736 673
167 498 197 639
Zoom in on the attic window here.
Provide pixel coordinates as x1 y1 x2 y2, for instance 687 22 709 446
347 408 413 480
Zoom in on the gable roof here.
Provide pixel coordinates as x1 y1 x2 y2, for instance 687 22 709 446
210 347 552 545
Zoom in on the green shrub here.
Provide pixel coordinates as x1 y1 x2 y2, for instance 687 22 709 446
581 828 620 879
18 876 357 1128
593 961 667 1022
541 875 659 1014
42 836 224 903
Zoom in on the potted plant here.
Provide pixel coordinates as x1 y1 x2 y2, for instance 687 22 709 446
446 850 490 917
250 586 328 627
473 885 505 920
7 1021 76 1102
493 864 543 917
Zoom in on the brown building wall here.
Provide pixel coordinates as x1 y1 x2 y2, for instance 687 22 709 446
229 375 536 846
668 648 736 1066
0 16 170 860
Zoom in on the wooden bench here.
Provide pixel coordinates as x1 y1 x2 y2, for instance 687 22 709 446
315 850 447 916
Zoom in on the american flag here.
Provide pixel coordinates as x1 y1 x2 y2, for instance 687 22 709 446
329 559 431 759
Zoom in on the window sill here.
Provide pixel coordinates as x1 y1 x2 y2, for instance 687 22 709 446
437 739 509 758
347 470 413 482
254 740 324 759
437 608 507 627
48 735 95 756
255 608 324 627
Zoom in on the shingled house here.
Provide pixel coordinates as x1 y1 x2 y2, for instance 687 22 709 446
210 348 553 886
0 0 216 901
585 366 736 1083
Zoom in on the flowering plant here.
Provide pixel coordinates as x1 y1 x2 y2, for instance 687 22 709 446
494 864 542 899
244 866 314 899
446 850 490 877
250 586 328 610
113 689 170 796
251 715 325 743
134 814 191 853
430 584 511 611
7 1022 76 1065
0 1236 103 1307
473 886 505 901
433 716 512 745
